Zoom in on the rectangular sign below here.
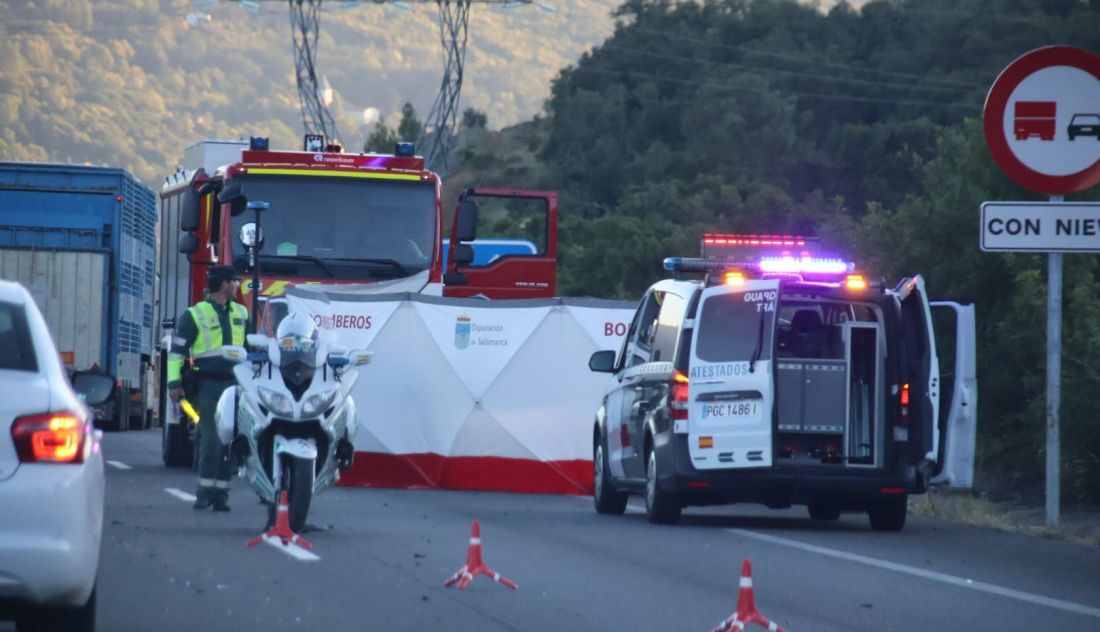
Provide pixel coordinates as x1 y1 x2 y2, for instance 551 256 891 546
981 202 1100 252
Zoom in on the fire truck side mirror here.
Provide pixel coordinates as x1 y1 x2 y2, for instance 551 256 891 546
455 200 479 243
218 182 249 217
180 188 201 232
453 243 475 266
179 233 199 255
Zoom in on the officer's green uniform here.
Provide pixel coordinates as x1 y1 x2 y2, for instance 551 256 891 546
168 298 249 509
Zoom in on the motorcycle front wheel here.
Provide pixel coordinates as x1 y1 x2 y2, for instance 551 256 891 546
267 455 315 533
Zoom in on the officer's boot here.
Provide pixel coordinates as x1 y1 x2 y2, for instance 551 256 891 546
193 487 213 510
212 489 230 512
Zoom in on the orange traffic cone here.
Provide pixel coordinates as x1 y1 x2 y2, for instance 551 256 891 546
710 559 786 632
443 520 517 590
246 490 312 549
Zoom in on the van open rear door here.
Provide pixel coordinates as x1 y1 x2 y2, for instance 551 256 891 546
930 301 977 488
687 280 779 470
897 276 941 467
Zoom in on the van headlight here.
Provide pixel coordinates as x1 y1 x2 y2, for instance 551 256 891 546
258 387 294 417
302 388 339 417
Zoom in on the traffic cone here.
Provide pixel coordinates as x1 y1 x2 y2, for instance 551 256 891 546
710 559 786 632
443 520 517 590
246 490 312 549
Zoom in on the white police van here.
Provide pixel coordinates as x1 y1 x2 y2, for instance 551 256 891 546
588 234 976 531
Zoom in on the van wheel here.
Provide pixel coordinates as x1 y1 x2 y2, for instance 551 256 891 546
645 449 681 524
593 440 627 515
868 495 908 531
808 503 842 521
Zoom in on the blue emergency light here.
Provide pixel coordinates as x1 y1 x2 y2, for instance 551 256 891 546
395 142 416 157
250 136 269 151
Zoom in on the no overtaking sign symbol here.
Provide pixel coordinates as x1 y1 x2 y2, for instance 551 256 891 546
983 46 1100 195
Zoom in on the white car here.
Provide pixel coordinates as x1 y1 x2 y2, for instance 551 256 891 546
0 280 105 631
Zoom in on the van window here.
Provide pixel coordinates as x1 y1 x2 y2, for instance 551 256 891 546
624 292 662 367
695 291 776 363
652 293 685 362
0 301 37 372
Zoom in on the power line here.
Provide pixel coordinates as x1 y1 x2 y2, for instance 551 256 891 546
624 26 984 91
598 42 981 97
570 64 981 111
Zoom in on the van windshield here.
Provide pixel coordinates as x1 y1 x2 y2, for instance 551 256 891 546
695 290 776 363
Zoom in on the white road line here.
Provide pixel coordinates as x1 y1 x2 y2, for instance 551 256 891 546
602 500 1099 619
165 487 196 502
727 528 1100 621
107 460 132 470
263 536 320 561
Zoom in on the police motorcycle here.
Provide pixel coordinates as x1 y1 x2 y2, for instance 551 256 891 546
215 313 370 533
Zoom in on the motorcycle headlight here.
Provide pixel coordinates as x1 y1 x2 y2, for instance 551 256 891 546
258 386 294 417
302 388 339 417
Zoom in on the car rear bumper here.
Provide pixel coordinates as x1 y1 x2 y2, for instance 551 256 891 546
0 455 104 607
655 432 921 509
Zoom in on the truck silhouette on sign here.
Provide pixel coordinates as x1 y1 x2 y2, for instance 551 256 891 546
1014 101 1057 141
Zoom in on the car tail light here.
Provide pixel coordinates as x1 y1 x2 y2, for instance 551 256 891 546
11 411 88 463
898 383 910 425
671 370 689 421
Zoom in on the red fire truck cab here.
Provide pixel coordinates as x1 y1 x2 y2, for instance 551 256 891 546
155 137 557 466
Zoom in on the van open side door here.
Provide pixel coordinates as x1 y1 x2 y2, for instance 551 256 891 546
896 276 940 467
930 301 977 488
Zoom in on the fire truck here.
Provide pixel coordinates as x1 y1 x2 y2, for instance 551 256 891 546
155 137 559 466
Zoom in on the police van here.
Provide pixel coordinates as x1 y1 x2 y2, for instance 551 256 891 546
587 234 976 531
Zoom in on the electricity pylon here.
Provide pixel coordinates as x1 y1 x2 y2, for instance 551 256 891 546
190 0 551 165
290 0 339 144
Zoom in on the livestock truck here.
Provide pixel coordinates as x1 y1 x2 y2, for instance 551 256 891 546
155 137 560 467
0 162 158 431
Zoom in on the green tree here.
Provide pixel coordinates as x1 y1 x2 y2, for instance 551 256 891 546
462 107 488 129
397 102 422 143
363 118 397 153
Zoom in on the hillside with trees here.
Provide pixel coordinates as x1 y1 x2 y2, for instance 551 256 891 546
0 0 614 184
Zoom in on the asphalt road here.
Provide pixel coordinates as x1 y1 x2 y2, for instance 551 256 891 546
9 430 1100 632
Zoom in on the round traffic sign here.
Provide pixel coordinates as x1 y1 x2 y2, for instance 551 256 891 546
983 46 1100 195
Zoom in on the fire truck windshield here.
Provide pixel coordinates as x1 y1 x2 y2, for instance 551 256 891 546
229 174 436 280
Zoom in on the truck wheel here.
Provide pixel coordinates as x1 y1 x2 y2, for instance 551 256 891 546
109 391 129 432
130 400 148 431
162 422 192 468
645 449 681 524
868 495 908 531
593 439 627 515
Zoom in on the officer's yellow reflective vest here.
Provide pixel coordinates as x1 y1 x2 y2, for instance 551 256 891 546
167 301 248 384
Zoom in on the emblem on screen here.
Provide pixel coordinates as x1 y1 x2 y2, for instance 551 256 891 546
455 315 471 350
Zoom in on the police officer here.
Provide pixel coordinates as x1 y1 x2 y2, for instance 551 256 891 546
167 265 249 511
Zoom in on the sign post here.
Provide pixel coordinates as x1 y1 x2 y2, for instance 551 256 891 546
982 46 1100 528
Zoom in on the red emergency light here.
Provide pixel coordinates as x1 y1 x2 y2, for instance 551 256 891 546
701 233 819 259
702 233 808 247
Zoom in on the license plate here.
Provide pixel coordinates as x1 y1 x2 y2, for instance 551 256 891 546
700 401 760 420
